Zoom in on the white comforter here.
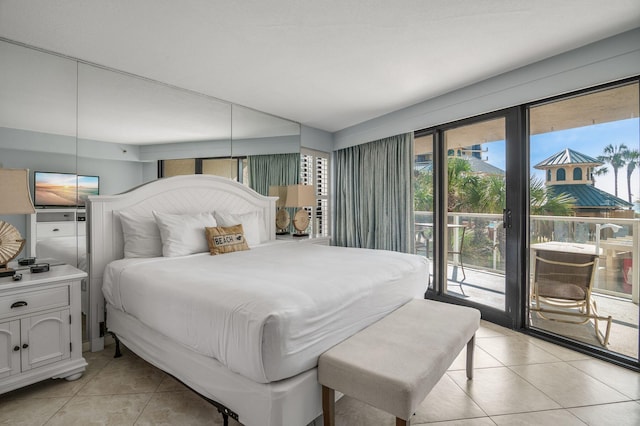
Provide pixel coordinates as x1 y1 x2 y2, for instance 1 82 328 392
103 241 427 383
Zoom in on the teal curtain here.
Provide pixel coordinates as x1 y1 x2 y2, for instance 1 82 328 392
335 133 414 253
248 153 300 196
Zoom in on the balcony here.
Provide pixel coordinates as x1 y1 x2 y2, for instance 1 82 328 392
415 212 639 359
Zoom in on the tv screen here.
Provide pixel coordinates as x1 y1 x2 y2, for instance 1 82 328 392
34 171 99 208
77 175 100 207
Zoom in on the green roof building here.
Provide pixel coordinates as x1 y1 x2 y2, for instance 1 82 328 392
534 148 633 215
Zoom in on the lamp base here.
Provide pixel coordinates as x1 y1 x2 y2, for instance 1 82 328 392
292 232 309 238
276 230 290 235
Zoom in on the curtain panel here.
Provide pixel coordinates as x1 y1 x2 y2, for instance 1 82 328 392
247 153 300 196
334 132 415 253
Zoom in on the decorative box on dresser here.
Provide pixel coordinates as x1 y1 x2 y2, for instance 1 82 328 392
27 209 86 257
276 234 331 246
0 264 87 394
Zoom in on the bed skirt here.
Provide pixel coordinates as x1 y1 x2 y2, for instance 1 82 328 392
106 304 323 426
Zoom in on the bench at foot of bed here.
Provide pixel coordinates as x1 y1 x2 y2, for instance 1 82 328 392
318 298 480 426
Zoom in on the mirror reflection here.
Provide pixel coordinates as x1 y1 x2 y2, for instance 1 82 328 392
1 39 302 345
77 62 232 192
0 40 78 264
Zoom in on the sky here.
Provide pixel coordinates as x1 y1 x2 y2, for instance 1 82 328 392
485 118 640 204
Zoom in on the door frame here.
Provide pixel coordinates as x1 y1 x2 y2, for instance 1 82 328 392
423 106 527 330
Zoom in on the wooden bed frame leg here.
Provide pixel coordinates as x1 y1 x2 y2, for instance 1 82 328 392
322 385 335 426
109 332 122 358
466 334 475 380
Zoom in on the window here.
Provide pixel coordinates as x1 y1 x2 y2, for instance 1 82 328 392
528 78 639 366
300 148 330 236
162 159 196 176
546 170 551 182
160 157 246 182
573 167 582 181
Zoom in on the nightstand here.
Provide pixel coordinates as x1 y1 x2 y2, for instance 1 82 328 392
0 263 87 395
276 234 331 246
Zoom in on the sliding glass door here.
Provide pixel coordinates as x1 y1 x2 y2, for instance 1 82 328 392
419 108 525 327
417 77 639 369
528 80 639 362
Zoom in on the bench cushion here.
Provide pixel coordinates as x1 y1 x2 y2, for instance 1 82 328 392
318 299 480 420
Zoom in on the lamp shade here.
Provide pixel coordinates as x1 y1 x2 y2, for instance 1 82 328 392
0 169 35 214
268 185 288 208
283 185 315 208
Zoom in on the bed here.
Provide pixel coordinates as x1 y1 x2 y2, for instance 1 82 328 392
87 175 428 426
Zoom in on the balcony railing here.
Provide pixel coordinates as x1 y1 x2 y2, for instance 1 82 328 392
414 211 639 303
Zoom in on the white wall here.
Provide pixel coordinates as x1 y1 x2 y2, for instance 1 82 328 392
333 28 640 149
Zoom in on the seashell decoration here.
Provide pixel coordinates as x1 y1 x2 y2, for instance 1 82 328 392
0 220 25 266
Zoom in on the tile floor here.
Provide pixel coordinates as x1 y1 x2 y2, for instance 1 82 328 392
1 321 639 425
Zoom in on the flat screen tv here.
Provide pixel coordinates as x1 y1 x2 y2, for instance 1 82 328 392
34 171 100 208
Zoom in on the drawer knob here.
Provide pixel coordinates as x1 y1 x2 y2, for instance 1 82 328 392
11 301 28 308
22 343 29 349
13 346 20 352
53 228 60 232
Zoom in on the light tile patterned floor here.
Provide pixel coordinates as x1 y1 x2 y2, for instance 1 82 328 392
1 321 639 425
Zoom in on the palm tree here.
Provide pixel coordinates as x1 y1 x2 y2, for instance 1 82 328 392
598 144 628 197
447 157 477 212
591 165 608 187
413 169 433 212
623 148 639 204
529 177 576 216
414 159 575 216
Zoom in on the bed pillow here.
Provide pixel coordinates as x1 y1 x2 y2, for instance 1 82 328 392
153 211 217 257
205 224 250 255
214 211 261 247
118 211 163 258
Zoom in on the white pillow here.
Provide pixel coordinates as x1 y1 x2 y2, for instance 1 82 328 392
214 211 261 247
153 211 217 257
119 211 162 258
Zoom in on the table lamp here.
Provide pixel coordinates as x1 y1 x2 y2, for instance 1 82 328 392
285 184 315 237
268 185 291 235
0 169 36 277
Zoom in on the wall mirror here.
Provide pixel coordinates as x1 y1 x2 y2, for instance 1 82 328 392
77 62 233 191
231 104 301 156
0 40 78 240
0 39 302 347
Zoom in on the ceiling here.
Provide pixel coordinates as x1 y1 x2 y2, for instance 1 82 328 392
1 0 639 133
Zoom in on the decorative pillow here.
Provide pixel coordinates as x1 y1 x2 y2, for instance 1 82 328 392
153 211 217 257
214 211 261 247
118 211 163 258
205 225 249 255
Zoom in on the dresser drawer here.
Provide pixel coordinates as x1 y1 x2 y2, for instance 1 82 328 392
37 222 76 238
0 285 69 319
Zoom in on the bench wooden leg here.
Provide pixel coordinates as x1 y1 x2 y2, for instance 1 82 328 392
466 334 475 380
322 385 335 426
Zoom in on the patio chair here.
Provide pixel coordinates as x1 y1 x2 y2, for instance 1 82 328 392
448 225 467 283
531 250 612 346
417 223 466 296
415 228 429 257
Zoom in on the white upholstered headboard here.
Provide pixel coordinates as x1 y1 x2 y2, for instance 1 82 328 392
86 175 277 351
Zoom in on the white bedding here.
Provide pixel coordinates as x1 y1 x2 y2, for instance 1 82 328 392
103 241 427 383
37 236 87 271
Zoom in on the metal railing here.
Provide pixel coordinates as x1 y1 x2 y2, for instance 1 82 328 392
415 211 639 303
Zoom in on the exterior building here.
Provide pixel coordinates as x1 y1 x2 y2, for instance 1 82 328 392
534 148 633 217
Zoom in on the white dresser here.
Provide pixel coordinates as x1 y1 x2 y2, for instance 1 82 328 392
0 264 87 394
27 209 86 257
